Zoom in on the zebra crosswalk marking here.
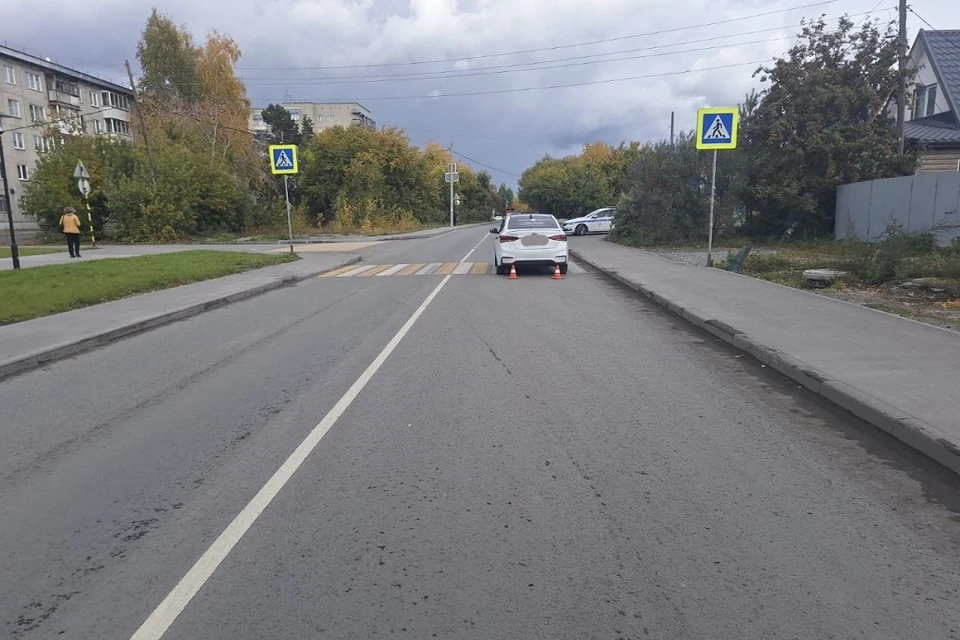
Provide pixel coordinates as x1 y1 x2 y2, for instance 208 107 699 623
317 261 584 278
375 264 409 276
358 264 393 276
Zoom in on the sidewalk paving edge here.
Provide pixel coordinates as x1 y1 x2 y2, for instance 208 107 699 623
570 248 960 476
0 256 362 382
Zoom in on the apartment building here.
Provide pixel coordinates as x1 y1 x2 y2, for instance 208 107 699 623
1 45 134 236
249 101 376 135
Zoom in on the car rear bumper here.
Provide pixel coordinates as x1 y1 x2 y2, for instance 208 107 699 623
500 246 568 265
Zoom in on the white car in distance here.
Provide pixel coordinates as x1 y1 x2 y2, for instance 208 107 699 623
491 213 569 275
562 207 615 236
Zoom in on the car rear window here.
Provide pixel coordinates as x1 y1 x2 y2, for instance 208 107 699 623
507 215 560 230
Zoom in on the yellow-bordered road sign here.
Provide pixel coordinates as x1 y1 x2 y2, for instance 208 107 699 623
269 144 299 174
696 108 739 150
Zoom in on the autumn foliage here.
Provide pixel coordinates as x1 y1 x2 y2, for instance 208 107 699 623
22 9 502 241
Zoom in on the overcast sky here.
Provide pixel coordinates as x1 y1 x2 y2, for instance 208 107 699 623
3 0 955 186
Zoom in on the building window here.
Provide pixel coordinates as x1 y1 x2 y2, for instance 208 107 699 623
51 77 80 97
12 132 25 150
914 84 939 119
17 165 29 181
3 66 15 84
7 99 20 118
101 91 130 110
105 118 129 135
29 104 46 122
34 135 53 152
26 72 42 91
0 195 7 213
90 91 100 107
93 119 104 134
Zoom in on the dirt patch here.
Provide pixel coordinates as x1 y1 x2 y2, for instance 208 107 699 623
812 278 960 332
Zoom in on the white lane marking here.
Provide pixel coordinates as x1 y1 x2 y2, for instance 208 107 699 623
375 264 408 276
462 232 491 263
336 264 376 277
452 262 473 275
415 262 442 275
129 232 489 640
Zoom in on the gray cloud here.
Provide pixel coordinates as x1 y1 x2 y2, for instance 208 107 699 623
5 0 953 186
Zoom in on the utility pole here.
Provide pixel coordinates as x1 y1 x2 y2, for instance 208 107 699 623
125 60 158 184
0 121 20 269
670 111 675 146
897 0 907 155
449 143 455 228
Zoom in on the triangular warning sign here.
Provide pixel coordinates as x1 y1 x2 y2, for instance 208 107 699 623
703 115 730 140
275 150 293 168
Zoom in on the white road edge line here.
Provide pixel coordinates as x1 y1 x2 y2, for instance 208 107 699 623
129 231 489 640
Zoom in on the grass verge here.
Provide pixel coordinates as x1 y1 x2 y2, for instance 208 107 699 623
0 250 299 323
0 247 65 258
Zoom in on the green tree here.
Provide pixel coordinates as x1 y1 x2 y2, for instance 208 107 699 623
300 116 315 144
739 16 916 237
136 9 203 104
260 104 301 145
22 135 138 235
612 133 713 245
497 184 514 210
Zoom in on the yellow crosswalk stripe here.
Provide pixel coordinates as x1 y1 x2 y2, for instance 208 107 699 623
435 262 458 275
357 264 393 276
320 263 365 277
318 261 528 277
396 263 425 276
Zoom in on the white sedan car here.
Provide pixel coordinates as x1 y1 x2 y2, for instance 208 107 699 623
491 213 568 275
562 207 615 236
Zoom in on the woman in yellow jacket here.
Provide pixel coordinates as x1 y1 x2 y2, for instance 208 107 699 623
58 207 83 258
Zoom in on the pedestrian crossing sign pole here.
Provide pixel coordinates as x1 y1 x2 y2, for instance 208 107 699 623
695 107 739 266
269 144 299 253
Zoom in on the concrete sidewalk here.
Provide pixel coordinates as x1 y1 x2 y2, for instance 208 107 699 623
0 253 359 381
570 237 960 475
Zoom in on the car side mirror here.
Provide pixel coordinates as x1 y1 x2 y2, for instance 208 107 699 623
490 228 499 234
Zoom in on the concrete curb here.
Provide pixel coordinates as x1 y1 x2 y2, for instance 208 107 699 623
0 256 361 382
258 223 488 245
571 249 960 476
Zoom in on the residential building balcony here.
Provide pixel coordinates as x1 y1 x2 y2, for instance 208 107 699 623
48 89 81 108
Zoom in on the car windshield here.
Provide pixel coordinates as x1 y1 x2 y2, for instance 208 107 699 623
507 215 560 230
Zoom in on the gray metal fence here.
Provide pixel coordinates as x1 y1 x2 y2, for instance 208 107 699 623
835 172 960 245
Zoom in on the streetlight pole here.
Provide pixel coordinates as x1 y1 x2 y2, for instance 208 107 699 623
0 120 21 269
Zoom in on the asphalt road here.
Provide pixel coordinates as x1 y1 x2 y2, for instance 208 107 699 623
2 227 959 640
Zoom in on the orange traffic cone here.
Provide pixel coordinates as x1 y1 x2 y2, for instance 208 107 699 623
552 264 563 280
508 264 518 279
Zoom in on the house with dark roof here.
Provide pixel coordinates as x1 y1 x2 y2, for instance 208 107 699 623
903 29 960 173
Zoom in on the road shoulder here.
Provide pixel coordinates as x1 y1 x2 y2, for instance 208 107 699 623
570 237 960 476
0 254 360 381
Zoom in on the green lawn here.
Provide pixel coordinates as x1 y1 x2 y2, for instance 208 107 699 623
0 250 299 323
0 246 64 258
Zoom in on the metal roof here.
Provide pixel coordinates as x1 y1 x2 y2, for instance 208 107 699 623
917 29 960 125
905 114 960 145
0 45 131 94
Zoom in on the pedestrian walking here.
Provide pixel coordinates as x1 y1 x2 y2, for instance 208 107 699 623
58 206 83 258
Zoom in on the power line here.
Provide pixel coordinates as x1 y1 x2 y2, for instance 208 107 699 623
2 106 116 133
241 10 882 85
907 8 960 56
240 37 794 87
291 59 771 101
453 151 520 178
237 0 841 71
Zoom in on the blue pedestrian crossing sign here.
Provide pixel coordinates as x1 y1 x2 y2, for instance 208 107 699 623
269 144 299 174
696 107 739 150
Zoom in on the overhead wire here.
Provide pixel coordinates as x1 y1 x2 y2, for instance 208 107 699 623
236 0 842 71
239 10 881 86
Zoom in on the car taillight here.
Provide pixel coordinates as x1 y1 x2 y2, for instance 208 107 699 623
499 235 519 243
549 234 567 241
